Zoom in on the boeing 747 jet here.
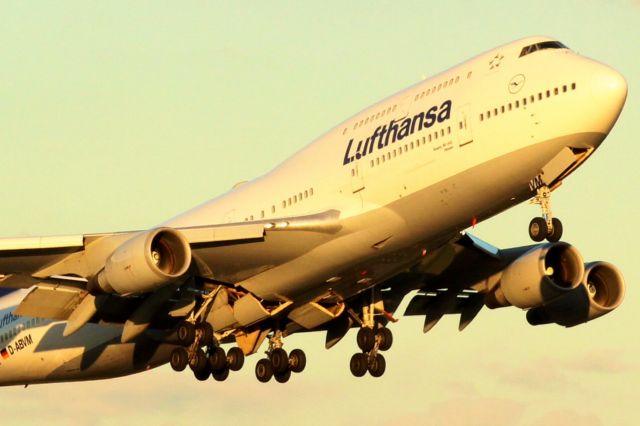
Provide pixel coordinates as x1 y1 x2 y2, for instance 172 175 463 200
0 36 627 385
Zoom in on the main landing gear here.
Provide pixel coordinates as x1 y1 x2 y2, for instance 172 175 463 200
169 320 246 382
168 285 246 382
528 185 563 242
349 300 394 378
254 331 307 384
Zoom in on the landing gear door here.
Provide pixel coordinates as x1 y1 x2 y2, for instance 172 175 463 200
457 104 473 147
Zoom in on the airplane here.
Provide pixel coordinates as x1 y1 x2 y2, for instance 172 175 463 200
0 35 627 386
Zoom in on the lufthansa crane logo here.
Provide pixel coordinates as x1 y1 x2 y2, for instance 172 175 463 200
509 74 525 94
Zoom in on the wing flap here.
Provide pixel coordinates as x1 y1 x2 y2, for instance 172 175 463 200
14 283 87 320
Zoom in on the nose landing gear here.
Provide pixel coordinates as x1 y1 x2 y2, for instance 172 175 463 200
529 185 563 242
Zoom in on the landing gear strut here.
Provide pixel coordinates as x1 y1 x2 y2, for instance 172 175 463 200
254 331 307 383
529 185 563 242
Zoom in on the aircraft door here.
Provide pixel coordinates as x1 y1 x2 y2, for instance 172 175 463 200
350 162 365 194
457 104 474 147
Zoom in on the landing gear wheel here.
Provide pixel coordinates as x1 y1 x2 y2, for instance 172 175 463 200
189 349 208 373
274 368 292 383
288 349 306 373
193 364 211 381
209 347 227 371
368 353 386 377
377 327 393 351
350 353 368 377
227 347 245 371
357 327 375 352
212 366 230 382
169 347 188 372
177 322 196 346
256 358 274 383
546 218 563 242
528 217 548 242
196 322 214 346
270 348 289 374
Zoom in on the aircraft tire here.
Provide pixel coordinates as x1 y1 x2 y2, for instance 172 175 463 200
227 347 245 371
350 353 368 377
270 348 289 374
357 327 375 352
193 364 212 381
177 322 196 346
170 347 189 372
289 349 306 373
377 327 393 351
528 217 548 242
196 322 214 346
212 366 230 382
274 368 292 383
209 347 227 371
368 353 386 378
256 358 274 383
189 349 208 372
546 218 563 242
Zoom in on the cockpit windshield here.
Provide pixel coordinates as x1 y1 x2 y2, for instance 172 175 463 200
519 41 568 58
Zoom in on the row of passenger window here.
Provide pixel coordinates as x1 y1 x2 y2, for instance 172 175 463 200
480 82 576 121
350 105 398 132
348 70 473 134
414 71 472 102
1 317 45 343
244 188 315 222
369 126 452 168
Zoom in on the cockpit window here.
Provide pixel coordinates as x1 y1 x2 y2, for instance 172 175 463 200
519 41 568 58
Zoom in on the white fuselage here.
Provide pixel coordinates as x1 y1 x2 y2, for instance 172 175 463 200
0 36 627 385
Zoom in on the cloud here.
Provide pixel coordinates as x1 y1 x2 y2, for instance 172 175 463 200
528 409 602 426
390 397 526 426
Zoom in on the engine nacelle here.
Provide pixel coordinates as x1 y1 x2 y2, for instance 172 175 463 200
527 261 625 327
89 228 191 295
493 242 585 309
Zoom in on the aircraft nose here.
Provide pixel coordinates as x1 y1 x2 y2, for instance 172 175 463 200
590 65 627 133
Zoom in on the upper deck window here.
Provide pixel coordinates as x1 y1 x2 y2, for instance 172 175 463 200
519 41 568 58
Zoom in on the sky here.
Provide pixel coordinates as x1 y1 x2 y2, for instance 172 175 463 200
1 1 639 425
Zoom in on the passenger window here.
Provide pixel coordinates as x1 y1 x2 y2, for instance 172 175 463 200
523 98 527 106
554 88 559 95
455 76 460 83
304 190 308 198
376 158 380 165
515 100 520 108
440 129 445 137
563 85 567 92
501 106 505 113
538 93 543 100
480 113 484 121
310 188 314 196
530 95 535 103
449 78 454 85
443 81 448 88
447 126 451 134
494 108 498 116
467 71 472 79
370 160 374 167
487 110 491 118
571 83 576 90
261 210 265 218
434 132 438 140
272 205 276 213
282 201 286 208
411 142 414 149
288 198 292 206
508 103 512 111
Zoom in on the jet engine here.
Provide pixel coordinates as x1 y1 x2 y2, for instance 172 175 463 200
491 242 585 309
526 261 625 327
89 227 191 295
